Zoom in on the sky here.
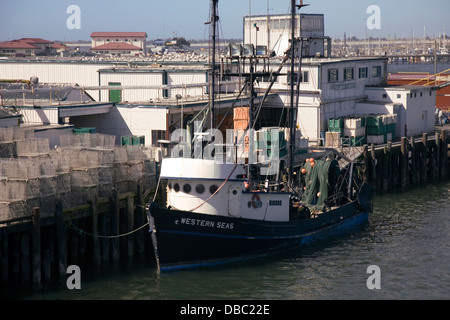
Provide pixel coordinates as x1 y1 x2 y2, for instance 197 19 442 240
0 0 449 42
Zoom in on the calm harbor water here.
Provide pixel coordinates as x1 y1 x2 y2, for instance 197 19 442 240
13 179 449 300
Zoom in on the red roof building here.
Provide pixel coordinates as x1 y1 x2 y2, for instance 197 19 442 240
91 42 143 56
0 38 55 56
90 32 147 56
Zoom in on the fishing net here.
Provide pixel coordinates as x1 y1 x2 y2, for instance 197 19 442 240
300 158 340 211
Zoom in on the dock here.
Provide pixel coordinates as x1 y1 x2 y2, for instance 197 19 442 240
363 128 449 193
0 128 158 290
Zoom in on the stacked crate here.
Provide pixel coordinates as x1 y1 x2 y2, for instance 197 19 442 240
328 117 366 147
344 117 366 146
366 114 397 144
328 118 344 137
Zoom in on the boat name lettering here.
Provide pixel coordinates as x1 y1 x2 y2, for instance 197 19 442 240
180 217 234 230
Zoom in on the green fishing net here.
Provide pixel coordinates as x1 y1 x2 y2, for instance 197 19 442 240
300 158 340 211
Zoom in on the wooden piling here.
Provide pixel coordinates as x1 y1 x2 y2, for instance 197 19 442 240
90 194 101 268
42 226 53 284
382 145 389 192
421 133 428 182
20 233 30 284
430 134 438 181
78 217 86 259
111 189 120 261
55 199 67 278
440 130 448 178
363 145 369 183
400 137 408 188
10 234 20 281
0 235 8 283
69 220 78 263
135 183 146 255
31 207 41 290
127 194 134 259
410 137 418 185
435 132 441 180
100 203 110 265
370 144 377 191
391 151 399 188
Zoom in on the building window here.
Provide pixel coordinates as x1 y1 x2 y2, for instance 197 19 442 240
383 94 387 99
344 68 354 81
152 130 166 146
359 67 368 79
287 72 298 85
397 94 401 98
372 66 382 77
300 71 309 83
287 71 308 84
328 69 339 83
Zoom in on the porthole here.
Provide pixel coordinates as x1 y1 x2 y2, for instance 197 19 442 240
196 184 205 194
173 183 180 192
183 183 191 193
210 184 218 194
168 183 172 190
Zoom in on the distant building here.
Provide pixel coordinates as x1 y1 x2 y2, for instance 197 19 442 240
0 38 55 56
90 32 147 56
51 42 69 56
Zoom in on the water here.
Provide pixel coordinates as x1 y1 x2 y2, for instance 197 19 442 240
13 180 449 300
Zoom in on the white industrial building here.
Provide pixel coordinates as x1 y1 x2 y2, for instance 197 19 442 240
243 13 331 57
0 54 437 147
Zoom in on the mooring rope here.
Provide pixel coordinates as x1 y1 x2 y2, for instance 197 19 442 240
68 220 149 239
68 175 163 239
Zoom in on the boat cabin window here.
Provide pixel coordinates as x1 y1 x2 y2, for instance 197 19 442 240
196 184 205 194
174 183 180 192
210 185 218 194
183 184 192 194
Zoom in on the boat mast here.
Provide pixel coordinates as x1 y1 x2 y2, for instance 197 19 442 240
210 0 219 130
288 0 308 186
288 0 296 185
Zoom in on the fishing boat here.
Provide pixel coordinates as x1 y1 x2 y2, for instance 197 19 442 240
146 0 374 272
